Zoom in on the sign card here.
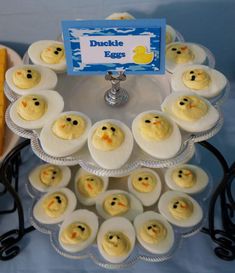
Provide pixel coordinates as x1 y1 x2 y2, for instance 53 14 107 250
62 19 166 75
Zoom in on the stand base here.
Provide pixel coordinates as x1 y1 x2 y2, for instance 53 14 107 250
104 87 129 106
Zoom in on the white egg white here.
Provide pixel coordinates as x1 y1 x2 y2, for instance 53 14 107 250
5 65 58 95
33 187 77 224
105 12 135 20
28 163 71 192
132 110 182 159
161 91 220 132
166 42 207 73
158 191 203 228
166 25 177 44
97 217 136 264
134 211 174 254
171 64 228 98
127 168 162 206
164 164 209 194
58 209 99 253
9 90 64 130
28 40 67 73
39 111 92 157
74 167 109 206
95 189 143 221
88 119 134 170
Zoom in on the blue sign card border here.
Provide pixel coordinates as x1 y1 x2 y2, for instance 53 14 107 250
62 19 166 75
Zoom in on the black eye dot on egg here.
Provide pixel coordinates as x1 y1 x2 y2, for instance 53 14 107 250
54 51 59 55
190 71 194 74
147 226 152 230
138 177 143 181
111 201 116 206
57 47 62 51
113 197 117 200
117 236 120 239
102 126 107 130
153 225 156 227
53 171 57 174
178 175 182 178
111 127 116 132
179 170 183 174
177 51 181 54
171 48 177 51
27 70 32 73
145 120 151 123
154 116 159 119
191 75 196 81
66 117 71 122
183 98 188 102
90 178 94 181
179 102 185 106
73 120 78 125
145 177 149 180
32 98 37 101
52 176 55 179
34 101 40 106
27 74 32 79
109 235 113 240
173 204 177 209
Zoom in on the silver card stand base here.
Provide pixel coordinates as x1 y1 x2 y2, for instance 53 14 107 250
104 71 129 106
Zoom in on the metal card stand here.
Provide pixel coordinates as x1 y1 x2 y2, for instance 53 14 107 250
0 140 234 261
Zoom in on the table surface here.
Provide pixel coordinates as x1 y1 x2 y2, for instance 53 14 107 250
1 0 235 272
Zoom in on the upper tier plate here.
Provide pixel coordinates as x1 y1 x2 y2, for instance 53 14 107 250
5 51 225 176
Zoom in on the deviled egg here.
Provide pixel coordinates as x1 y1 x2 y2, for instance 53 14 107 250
127 168 162 206
161 91 220 132
59 209 99 253
96 189 143 221
166 42 207 73
106 12 135 20
5 65 58 96
132 110 182 159
28 40 66 72
158 191 203 227
28 164 71 192
39 111 91 157
88 119 134 169
33 187 77 224
97 217 135 263
164 164 209 194
171 64 227 98
74 167 109 206
134 211 174 254
9 90 64 130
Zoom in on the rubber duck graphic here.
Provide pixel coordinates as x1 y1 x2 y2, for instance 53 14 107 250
133 45 154 64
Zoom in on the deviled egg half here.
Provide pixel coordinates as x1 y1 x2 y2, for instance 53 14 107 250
166 42 207 73
132 110 182 159
158 191 203 228
59 209 99 253
96 189 143 221
127 168 162 206
106 12 135 20
5 64 58 96
74 167 109 206
28 40 66 73
97 217 135 263
33 187 77 224
134 211 174 254
164 164 209 194
161 91 220 133
171 64 227 98
9 90 64 130
28 163 71 192
88 119 134 169
40 111 92 157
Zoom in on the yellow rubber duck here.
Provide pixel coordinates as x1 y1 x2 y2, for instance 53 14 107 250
133 46 154 64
